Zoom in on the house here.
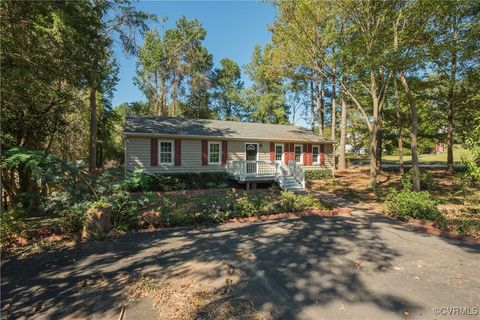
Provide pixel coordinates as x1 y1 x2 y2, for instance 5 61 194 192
124 115 335 191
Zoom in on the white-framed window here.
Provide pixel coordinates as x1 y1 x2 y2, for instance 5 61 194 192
159 140 174 164
294 144 302 163
312 145 320 164
275 144 284 161
208 141 221 164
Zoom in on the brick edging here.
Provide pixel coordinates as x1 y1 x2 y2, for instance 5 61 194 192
386 214 480 244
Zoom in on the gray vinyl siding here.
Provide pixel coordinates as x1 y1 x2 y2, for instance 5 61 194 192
125 136 334 174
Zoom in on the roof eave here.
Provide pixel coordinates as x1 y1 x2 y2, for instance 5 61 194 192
123 131 335 143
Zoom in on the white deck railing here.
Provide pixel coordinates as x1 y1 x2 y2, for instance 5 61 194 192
227 160 305 190
288 160 306 189
226 160 276 181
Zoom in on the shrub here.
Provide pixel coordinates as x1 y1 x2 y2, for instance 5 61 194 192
150 172 229 191
278 191 319 212
401 170 434 190
195 199 232 224
385 189 440 220
305 169 332 181
59 201 91 234
232 192 274 217
141 210 161 228
0 205 26 249
106 191 151 230
124 168 153 192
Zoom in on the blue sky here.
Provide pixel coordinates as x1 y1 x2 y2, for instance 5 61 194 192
111 0 277 108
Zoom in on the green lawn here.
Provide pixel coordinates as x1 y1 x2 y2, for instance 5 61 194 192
382 146 472 165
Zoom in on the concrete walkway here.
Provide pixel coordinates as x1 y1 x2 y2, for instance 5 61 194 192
2 206 479 319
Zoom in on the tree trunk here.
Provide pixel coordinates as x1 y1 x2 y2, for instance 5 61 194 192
394 78 404 174
376 112 383 169
310 80 315 132
320 75 326 136
446 46 457 174
331 71 336 141
369 71 380 190
88 87 97 173
172 74 178 116
400 73 420 191
314 75 323 136
338 97 347 170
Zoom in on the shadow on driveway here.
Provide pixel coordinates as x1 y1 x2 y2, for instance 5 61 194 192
2 213 479 319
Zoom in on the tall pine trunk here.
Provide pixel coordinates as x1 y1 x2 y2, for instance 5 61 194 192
310 80 315 132
320 76 326 136
400 73 420 191
394 78 404 174
331 71 336 141
446 45 457 174
314 74 324 136
338 97 347 170
88 87 97 173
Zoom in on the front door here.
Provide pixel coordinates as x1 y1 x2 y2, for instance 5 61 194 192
245 143 258 174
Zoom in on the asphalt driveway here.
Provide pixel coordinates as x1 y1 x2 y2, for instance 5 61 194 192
2 208 479 320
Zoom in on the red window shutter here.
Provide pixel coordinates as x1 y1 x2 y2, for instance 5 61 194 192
270 142 275 161
303 143 308 165
202 140 208 166
290 143 295 163
174 139 181 166
150 138 158 166
222 141 228 165
320 144 325 165
284 143 289 164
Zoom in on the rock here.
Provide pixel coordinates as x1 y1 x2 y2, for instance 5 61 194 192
81 204 113 240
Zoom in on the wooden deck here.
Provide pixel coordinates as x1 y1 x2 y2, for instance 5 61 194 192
226 160 306 191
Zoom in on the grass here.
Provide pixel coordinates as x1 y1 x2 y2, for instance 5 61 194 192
382 146 473 165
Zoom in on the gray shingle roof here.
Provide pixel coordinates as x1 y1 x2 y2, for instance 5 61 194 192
124 115 334 143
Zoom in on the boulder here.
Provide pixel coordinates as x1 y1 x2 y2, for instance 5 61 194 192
81 204 113 240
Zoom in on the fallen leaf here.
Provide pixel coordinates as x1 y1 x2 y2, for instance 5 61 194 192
339 303 345 311
403 309 410 316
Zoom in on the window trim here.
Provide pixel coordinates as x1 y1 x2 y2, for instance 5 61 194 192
274 143 284 162
312 145 320 164
208 141 222 165
158 140 174 165
294 144 303 164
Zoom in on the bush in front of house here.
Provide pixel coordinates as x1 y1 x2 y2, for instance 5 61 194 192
151 172 229 191
400 170 435 190
232 192 273 217
385 189 440 221
124 170 230 192
124 168 154 192
278 191 321 212
305 169 332 181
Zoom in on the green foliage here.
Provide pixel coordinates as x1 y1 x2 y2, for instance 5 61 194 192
385 189 440 221
59 202 90 234
244 44 289 124
124 168 154 192
401 170 434 190
105 191 148 230
126 172 230 192
305 169 332 181
0 205 26 249
278 191 320 212
211 58 245 120
232 192 272 217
